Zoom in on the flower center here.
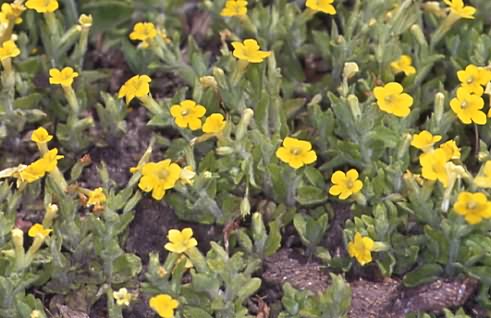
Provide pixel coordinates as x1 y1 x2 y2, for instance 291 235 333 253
384 94 395 103
290 147 301 156
466 201 477 210
181 109 189 116
461 100 468 109
346 179 354 189
157 169 169 180
467 76 474 84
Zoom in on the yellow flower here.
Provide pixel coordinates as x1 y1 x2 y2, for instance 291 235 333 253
221 0 248 17
149 294 179 318
179 166 196 185
329 169 363 200
410 130 441 152
129 22 157 48
49 67 79 88
305 0 336 15
170 100 207 130
439 140 461 160
164 228 198 254
113 288 134 307
78 14 93 28
0 40 20 61
30 310 42 318
453 192 491 224
39 148 64 173
118 75 151 104
18 160 46 183
373 82 413 117
87 188 106 206
475 161 491 188
0 3 25 24
450 87 486 125
232 39 271 63
25 0 58 13
28 224 52 239
443 0 476 19
390 55 416 76
457 64 490 94
202 113 226 134
347 232 374 266
138 160 181 200
275 137 317 169
31 127 53 144
419 149 449 187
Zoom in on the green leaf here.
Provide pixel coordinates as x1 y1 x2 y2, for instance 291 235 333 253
296 186 326 205
403 263 443 287
182 307 214 318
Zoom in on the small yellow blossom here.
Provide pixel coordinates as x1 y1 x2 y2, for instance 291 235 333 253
164 228 198 254
329 169 363 200
0 40 20 61
275 137 317 169
87 188 106 206
158 266 168 277
129 22 157 48
0 3 25 24
475 161 491 188
450 87 486 125
453 192 491 224
347 232 374 266
113 288 135 307
220 0 248 17
179 166 196 185
31 127 53 144
170 100 207 130
457 64 491 94
30 310 43 318
78 14 93 28
439 140 461 160
138 160 181 200
25 0 58 13
373 82 413 118
18 160 46 183
305 0 336 15
28 224 52 239
118 75 151 104
419 149 449 187
202 113 226 134
443 0 476 19
49 67 79 88
149 294 179 318
39 148 64 173
411 130 441 152
390 55 416 76
232 39 271 63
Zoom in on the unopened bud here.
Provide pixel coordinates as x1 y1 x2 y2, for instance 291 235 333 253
410 24 427 47
216 146 234 156
199 76 218 90
235 108 254 141
434 92 445 124
347 94 361 120
343 62 359 81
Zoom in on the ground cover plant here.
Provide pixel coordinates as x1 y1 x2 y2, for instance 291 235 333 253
3 0 491 317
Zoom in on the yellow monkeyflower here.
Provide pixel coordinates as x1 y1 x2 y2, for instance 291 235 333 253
25 0 58 13
49 67 79 88
453 192 491 224
202 113 226 134
149 294 179 318
129 22 157 48
450 87 486 125
118 75 151 104
87 188 107 206
164 228 198 254
457 64 491 95
221 0 248 17
329 169 363 200
78 14 93 28
275 137 317 169
443 0 476 19
439 140 461 160
475 161 491 188
419 149 449 187
347 232 374 266
411 130 441 152
232 39 271 63
28 224 52 239
170 100 207 130
305 0 336 15
0 40 20 61
39 148 64 173
31 127 53 144
390 55 416 76
0 3 25 24
138 160 181 200
18 160 46 183
373 82 413 118
113 288 135 307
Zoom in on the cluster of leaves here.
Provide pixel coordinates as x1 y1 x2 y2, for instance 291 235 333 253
2 0 491 317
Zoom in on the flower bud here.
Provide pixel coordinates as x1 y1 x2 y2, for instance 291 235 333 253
410 24 427 47
199 76 218 90
216 146 234 156
434 92 445 124
347 94 361 120
343 62 359 80
236 108 254 141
